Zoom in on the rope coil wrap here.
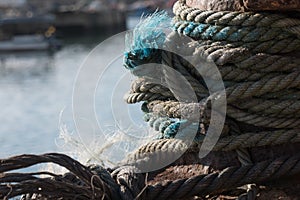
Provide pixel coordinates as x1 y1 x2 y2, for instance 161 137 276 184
122 0 300 199
0 1 299 200
124 2 300 135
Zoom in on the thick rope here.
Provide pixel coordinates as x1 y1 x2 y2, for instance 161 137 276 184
142 154 300 199
0 2 299 200
125 130 300 164
176 41 300 72
0 153 121 200
145 100 300 129
173 19 296 43
225 71 300 101
233 98 300 118
165 30 300 54
1 152 299 199
147 97 300 119
161 46 272 83
173 1 300 33
129 77 174 97
124 92 172 104
226 106 300 129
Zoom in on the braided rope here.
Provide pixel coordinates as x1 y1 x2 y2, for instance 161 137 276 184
260 89 300 100
143 154 300 199
145 100 204 119
129 56 300 107
144 100 300 130
226 71 300 101
0 2 300 200
1 152 299 199
124 92 172 104
174 19 295 43
129 76 208 100
173 1 300 31
190 42 300 72
163 36 300 85
236 148 253 166
145 100 300 129
162 46 271 82
166 31 300 56
124 1 300 198
225 110 300 129
125 130 300 163
143 113 181 138
0 153 121 200
111 166 146 200
130 77 174 97
234 98 300 118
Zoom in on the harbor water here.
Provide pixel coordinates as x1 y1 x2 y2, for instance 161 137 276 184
0 21 148 165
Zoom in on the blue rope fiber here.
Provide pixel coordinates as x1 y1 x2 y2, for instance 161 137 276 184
124 48 160 70
124 7 300 144
143 112 194 139
124 11 171 70
173 20 295 42
163 119 188 138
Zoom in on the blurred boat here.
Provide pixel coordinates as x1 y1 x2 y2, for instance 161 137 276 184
0 34 61 52
127 1 157 17
0 15 55 36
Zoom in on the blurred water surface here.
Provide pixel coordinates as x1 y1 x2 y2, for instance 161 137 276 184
0 31 145 161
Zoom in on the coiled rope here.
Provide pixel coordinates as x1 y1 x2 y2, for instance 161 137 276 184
122 0 300 199
0 1 299 200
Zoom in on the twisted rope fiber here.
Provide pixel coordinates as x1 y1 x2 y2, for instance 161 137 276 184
233 130 257 200
166 33 300 54
161 50 210 97
126 72 299 134
0 153 121 200
128 61 300 107
235 149 258 200
161 47 269 83
234 98 300 117
167 52 300 106
129 77 174 97
127 32 300 103
169 40 300 72
129 76 208 99
129 49 300 102
225 71 300 102
142 154 300 199
147 98 300 118
143 113 191 139
260 89 300 100
127 84 300 133
1 153 299 200
1 2 300 200
124 92 172 104
195 47 300 71
173 19 296 43
147 98 300 119
127 72 300 106
173 1 300 32
133 5 300 196
226 106 300 128
124 0 300 157
145 100 206 120
144 99 300 129
126 2 300 199
160 46 300 98
126 129 300 162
